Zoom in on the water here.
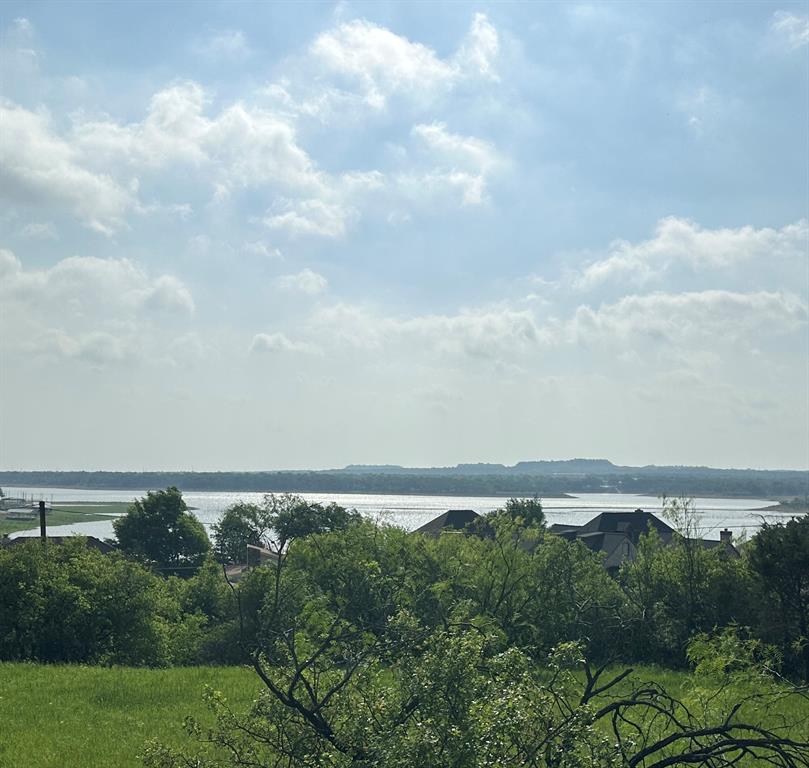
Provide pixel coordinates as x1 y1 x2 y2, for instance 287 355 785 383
5 486 793 542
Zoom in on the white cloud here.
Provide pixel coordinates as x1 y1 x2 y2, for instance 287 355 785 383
264 198 354 238
412 122 499 171
308 285 807 366
140 275 195 314
249 332 320 355
453 12 500 81
309 13 499 109
408 122 501 205
19 221 58 240
75 82 320 192
0 249 194 318
276 268 328 295
0 102 136 234
243 240 283 259
2 14 506 237
569 290 807 345
30 329 129 364
0 250 196 367
311 303 545 358
770 11 809 50
576 218 808 288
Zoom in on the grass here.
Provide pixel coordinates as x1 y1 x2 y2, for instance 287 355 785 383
0 502 129 536
1 662 806 768
0 664 260 768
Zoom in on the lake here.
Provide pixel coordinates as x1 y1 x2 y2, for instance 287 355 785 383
5 487 793 543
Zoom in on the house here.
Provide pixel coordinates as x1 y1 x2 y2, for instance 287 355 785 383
413 509 481 537
549 509 739 573
412 507 738 574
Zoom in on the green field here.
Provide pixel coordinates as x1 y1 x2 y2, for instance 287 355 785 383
0 502 129 536
0 664 260 768
1 663 806 768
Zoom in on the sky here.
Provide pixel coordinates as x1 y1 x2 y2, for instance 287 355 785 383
0 1 807 472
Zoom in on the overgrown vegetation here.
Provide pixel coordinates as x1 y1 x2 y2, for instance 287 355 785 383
1 490 807 766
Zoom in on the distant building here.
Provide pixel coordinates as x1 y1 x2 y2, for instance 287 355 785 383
413 509 481 537
412 507 738 574
549 509 739 573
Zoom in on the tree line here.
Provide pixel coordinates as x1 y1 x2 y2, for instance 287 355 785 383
1 467 807 497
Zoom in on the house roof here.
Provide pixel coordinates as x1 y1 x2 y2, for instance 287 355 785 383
550 510 739 564
413 509 480 537
575 510 675 544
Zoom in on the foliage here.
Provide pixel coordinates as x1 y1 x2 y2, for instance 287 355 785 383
749 514 809 680
500 495 546 528
114 487 210 573
143 523 809 768
212 502 272 564
0 539 168 664
0 540 240 666
4 493 809 766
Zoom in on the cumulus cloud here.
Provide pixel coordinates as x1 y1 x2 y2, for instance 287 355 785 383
408 122 501 205
264 198 355 237
309 13 499 109
75 82 320 192
0 102 136 234
243 240 282 259
770 11 809 50
0 251 194 317
249 332 320 355
140 275 195 314
276 268 328 295
568 290 807 345
311 303 545 359
19 221 58 239
576 218 808 288
30 329 130 364
307 284 807 367
0 249 196 367
2 13 506 237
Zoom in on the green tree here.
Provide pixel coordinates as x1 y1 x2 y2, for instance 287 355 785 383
502 495 546 528
114 487 210 573
749 514 809 680
266 494 360 550
212 502 272 564
0 538 173 664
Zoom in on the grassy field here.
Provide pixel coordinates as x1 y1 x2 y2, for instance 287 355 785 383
0 502 129 536
1 662 807 768
0 664 260 768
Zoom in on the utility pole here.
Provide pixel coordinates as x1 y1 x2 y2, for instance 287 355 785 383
39 500 46 542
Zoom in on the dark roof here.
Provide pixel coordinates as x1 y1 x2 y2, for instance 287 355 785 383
550 510 740 566
413 509 480 537
0 535 116 554
575 510 675 545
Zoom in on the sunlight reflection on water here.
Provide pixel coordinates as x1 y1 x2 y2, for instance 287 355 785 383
6 487 792 542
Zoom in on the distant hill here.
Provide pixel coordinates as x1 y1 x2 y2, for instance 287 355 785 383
341 459 620 475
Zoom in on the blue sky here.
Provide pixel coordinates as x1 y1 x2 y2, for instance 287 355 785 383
1 2 807 471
